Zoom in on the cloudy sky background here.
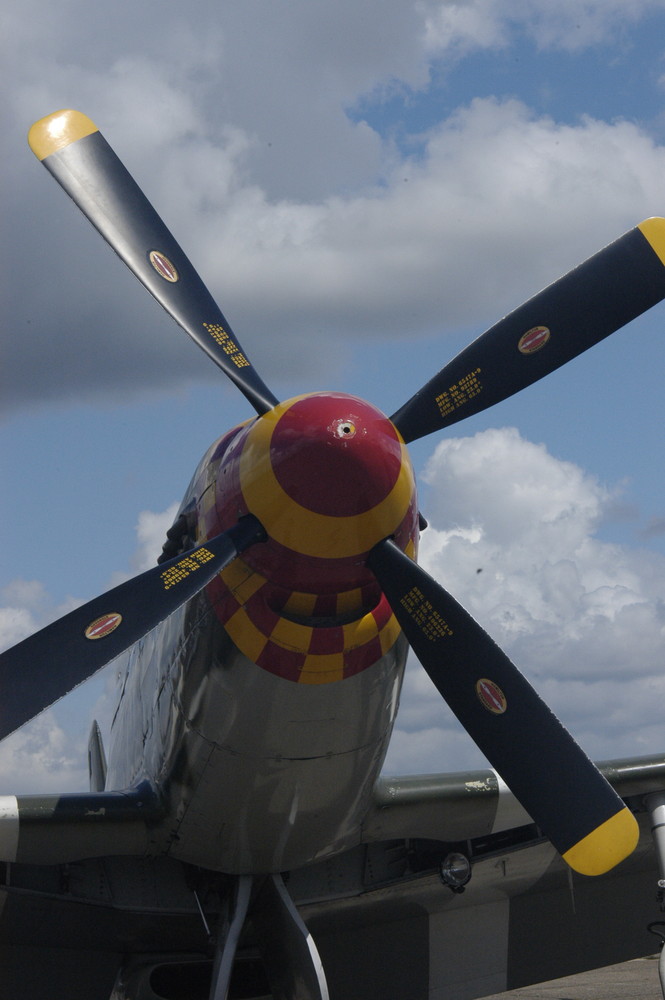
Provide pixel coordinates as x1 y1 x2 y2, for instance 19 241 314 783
2 0 665 793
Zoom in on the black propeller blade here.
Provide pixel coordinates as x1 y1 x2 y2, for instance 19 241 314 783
391 218 665 442
368 538 638 875
28 110 278 416
0 517 265 742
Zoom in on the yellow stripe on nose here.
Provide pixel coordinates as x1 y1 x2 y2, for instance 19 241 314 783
239 399 415 560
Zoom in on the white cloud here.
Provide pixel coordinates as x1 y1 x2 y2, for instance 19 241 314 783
0 581 83 653
518 0 665 52
134 503 180 572
124 94 665 379
421 1 509 56
0 712 88 795
384 428 665 774
106 502 181 587
0 605 37 652
421 0 665 55
6 0 665 412
0 580 47 650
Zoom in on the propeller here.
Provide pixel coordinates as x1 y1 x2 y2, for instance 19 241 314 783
22 111 665 876
28 110 278 416
0 516 265 742
391 218 665 442
368 538 639 876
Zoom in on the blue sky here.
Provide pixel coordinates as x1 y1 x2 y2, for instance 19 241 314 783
2 0 665 792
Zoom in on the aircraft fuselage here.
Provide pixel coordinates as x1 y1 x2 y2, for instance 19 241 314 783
105 392 419 873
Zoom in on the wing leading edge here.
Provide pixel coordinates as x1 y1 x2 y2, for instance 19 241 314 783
362 752 665 845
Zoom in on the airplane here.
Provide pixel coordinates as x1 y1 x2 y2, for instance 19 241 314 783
1 107 665 1000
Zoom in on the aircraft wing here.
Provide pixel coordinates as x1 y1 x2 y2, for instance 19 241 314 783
298 752 665 999
362 753 665 844
0 780 161 865
0 753 663 999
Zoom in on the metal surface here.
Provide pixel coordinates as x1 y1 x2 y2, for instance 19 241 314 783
253 874 329 1000
106 587 409 872
210 876 253 1000
363 755 665 845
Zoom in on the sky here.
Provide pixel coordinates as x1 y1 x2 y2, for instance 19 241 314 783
2 0 665 794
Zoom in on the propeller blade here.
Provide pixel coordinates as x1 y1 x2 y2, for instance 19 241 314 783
28 110 278 416
0 516 265 742
391 219 665 442
368 538 638 875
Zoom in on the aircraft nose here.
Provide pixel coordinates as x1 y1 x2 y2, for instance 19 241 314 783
238 392 416 560
268 393 403 518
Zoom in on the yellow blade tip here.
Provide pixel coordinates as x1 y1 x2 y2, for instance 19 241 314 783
638 217 665 267
562 806 639 876
28 109 98 161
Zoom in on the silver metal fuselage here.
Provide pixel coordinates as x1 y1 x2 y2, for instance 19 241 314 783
105 583 408 874
105 398 418 875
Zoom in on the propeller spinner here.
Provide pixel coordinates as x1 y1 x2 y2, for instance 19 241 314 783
9 108 665 875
